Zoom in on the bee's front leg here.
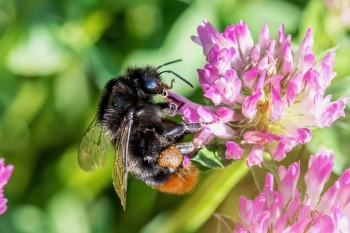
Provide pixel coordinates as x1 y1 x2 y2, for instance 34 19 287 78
157 102 179 116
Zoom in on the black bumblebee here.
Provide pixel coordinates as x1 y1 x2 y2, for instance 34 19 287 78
78 60 202 210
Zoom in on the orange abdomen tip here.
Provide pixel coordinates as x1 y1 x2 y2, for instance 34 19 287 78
153 163 199 194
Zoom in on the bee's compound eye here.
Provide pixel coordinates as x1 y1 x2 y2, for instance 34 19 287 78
143 78 161 94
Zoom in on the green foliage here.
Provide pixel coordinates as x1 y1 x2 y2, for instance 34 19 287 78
1 0 350 232
213 214 235 233
192 143 232 169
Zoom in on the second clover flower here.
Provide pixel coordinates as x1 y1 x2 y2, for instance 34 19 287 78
0 158 13 215
233 149 350 232
177 20 349 167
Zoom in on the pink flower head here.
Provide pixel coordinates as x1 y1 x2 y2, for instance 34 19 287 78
0 158 13 215
234 149 350 232
180 20 349 166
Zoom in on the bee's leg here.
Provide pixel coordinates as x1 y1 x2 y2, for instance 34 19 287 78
157 102 179 116
157 146 183 169
165 94 184 109
163 122 202 138
173 142 204 154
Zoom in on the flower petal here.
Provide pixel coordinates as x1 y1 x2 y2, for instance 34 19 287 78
225 141 244 160
278 162 300 208
270 88 285 120
243 131 280 145
304 149 333 208
246 144 264 167
258 21 271 51
242 92 262 119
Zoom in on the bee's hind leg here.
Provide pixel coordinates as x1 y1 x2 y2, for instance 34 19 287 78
173 142 204 154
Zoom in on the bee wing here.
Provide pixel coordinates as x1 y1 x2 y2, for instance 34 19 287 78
113 115 133 210
78 117 109 171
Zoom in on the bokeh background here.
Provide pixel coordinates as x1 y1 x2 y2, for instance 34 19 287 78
1 0 350 232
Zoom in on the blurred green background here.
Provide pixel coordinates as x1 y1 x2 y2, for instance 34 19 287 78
1 0 350 232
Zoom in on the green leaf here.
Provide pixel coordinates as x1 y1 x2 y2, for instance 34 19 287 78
191 144 232 169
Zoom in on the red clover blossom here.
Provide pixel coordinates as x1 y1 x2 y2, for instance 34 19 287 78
175 20 349 167
234 149 350 232
0 158 13 215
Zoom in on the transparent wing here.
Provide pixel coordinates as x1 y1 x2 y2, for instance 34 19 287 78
78 117 109 171
113 115 133 210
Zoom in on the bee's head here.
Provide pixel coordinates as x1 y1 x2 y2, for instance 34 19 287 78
126 66 165 97
140 68 165 95
127 60 193 97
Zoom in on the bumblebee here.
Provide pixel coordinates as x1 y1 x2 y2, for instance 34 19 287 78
78 60 202 209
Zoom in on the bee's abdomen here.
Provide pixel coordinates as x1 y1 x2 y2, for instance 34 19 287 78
152 163 198 194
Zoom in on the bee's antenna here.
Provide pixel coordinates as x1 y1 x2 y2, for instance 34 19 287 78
158 70 194 88
157 59 182 69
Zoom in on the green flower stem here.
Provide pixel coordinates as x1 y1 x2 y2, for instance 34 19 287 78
142 159 249 233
